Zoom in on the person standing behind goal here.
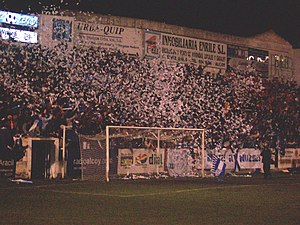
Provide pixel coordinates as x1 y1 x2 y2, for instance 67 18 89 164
260 143 273 179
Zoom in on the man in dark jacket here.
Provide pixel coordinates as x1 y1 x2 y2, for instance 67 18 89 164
260 145 273 179
0 118 14 159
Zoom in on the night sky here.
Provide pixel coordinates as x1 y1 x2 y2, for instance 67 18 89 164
0 0 299 47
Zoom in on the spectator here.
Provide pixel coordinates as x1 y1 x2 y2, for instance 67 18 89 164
0 42 298 154
260 143 273 179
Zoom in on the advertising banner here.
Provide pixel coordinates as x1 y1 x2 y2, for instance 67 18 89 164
78 135 107 180
167 148 201 177
38 14 74 48
75 21 143 55
206 148 264 171
238 148 263 169
0 159 15 178
144 31 227 69
269 52 293 80
206 148 235 170
118 148 164 175
144 31 161 58
278 148 300 169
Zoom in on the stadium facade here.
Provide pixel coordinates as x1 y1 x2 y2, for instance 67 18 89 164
35 11 299 84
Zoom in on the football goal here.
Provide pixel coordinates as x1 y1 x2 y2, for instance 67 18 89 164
105 126 205 182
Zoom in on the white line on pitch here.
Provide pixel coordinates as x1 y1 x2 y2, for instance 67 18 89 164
36 182 300 198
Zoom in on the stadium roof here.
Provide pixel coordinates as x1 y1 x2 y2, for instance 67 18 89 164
1 0 299 48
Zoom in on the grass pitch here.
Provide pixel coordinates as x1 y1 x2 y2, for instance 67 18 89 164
0 174 299 225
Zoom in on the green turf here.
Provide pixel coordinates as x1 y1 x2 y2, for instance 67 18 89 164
0 175 299 225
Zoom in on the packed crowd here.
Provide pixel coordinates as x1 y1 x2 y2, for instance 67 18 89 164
0 42 299 155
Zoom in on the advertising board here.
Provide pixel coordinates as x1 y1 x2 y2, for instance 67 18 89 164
167 148 201 177
269 52 293 80
0 159 15 178
75 21 142 55
144 31 227 69
206 148 265 171
38 14 74 48
118 148 164 175
78 135 107 180
278 148 300 169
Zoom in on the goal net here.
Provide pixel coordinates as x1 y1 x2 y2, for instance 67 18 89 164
105 126 205 182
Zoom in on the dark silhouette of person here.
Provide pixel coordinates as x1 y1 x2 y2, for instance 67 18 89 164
260 145 272 179
0 118 14 159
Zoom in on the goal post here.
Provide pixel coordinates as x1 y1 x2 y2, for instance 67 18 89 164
106 126 205 182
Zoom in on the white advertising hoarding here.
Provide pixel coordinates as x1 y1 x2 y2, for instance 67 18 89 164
144 31 227 69
118 148 164 175
167 148 202 177
206 148 264 170
75 21 143 55
278 148 300 169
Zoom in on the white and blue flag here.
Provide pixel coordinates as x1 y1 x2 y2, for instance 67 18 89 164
211 155 226 176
